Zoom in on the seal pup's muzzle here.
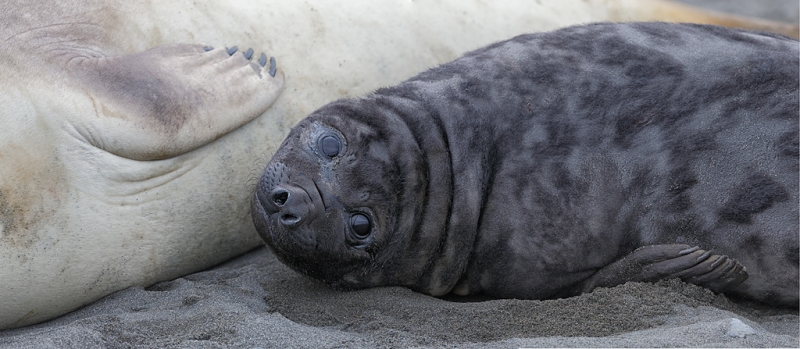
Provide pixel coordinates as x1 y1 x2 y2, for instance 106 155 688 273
257 162 322 229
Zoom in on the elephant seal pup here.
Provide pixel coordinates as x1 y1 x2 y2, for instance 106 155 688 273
253 22 799 306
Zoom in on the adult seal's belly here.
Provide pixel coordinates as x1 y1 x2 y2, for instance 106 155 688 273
252 22 799 306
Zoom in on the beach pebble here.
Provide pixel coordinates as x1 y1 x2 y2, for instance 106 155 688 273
725 318 757 338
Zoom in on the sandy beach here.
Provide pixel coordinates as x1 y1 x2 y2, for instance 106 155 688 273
1 246 797 348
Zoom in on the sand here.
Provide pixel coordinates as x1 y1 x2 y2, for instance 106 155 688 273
1 1 798 348
1 247 797 348
0 246 797 348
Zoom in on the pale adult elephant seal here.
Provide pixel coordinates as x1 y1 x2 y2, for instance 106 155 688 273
2 0 797 330
0 5 286 330
252 22 799 306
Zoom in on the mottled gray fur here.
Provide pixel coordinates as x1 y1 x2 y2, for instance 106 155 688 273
252 23 799 306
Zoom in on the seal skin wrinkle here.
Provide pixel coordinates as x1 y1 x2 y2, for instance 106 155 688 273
253 23 799 307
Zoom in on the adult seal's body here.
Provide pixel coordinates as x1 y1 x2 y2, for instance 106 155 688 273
253 23 799 306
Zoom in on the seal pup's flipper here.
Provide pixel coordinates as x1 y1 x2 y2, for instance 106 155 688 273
572 244 748 296
65 43 284 160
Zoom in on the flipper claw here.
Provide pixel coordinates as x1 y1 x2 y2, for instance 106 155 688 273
269 57 277 77
710 255 727 269
697 250 713 262
243 48 254 60
227 46 239 55
259 53 267 67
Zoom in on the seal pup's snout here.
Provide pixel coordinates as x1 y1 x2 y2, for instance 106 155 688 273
255 161 321 230
267 185 310 228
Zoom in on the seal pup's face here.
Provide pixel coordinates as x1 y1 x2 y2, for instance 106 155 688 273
251 99 428 289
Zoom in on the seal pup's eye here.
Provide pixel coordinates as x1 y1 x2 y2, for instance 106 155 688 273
349 213 371 239
319 135 341 158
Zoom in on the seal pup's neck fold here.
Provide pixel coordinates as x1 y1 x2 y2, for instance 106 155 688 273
373 85 488 295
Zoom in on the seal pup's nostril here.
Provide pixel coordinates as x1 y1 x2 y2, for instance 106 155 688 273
280 214 301 227
267 186 309 227
272 189 289 206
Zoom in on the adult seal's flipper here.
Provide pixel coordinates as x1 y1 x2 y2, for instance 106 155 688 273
570 244 748 297
66 43 284 160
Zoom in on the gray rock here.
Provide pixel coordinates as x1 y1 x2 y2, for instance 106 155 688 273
726 318 757 338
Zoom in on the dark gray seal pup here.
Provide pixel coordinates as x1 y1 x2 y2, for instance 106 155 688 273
252 22 799 306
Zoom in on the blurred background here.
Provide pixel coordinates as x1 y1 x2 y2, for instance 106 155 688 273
678 0 799 24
